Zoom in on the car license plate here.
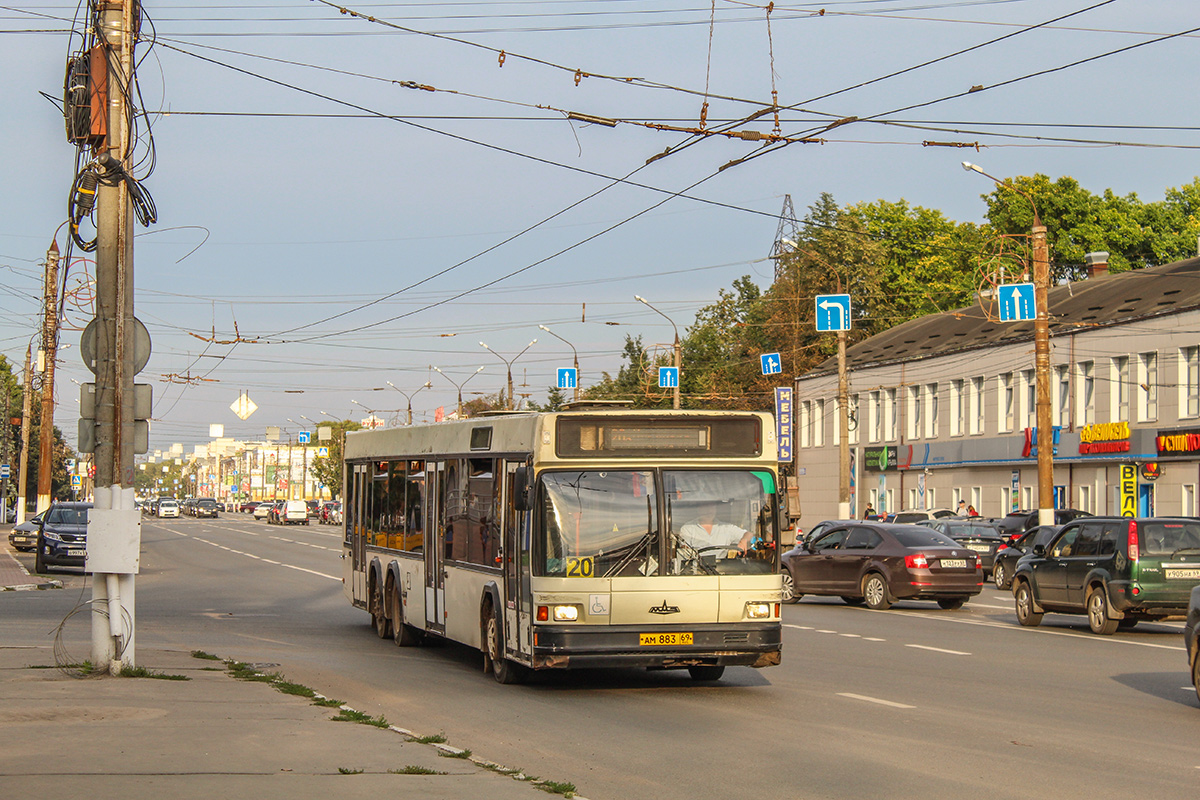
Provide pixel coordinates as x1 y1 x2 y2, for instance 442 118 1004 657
639 632 693 646
965 544 990 552
67 548 86 557
1165 568 1200 580
939 559 968 569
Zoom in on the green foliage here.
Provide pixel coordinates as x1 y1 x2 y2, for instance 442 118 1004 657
0 354 76 508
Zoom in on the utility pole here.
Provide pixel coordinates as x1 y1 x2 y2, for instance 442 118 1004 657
1032 222 1054 526
16 344 33 524
2 376 10 521
36 240 60 514
837 329 851 519
91 0 140 673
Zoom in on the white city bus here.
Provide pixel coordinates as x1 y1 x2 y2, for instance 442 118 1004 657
342 404 784 683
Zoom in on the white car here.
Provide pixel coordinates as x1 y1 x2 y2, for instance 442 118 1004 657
254 502 276 520
280 500 309 525
157 500 180 518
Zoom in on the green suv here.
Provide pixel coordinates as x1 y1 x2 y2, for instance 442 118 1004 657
1011 517 1200 635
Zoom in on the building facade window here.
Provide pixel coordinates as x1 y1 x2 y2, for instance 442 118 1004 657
999 373 1015 432
1076 361 1095 425
1112 356 1129 420
1020 369 1036 430
907 385 921 440
1181 346 1200 419
1184 484 1196 517
798 400 811 448
884 388 897 441
1079 484 1092 515
868 390 881 443
950 379 964 437
925 383 939 439
1054 365 1070 428
813 399 826 447
1137 351 1158 421
970 376 985 435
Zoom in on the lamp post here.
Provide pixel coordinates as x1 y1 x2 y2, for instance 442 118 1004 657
480 340 537 410
386 380 433 425
962 161 1054 526
538 325 580 401
635 295 681 409
432 366 485 418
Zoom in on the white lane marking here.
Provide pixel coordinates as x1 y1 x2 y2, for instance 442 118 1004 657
163 528 339 582
783 624 814 630
906 644 971 656
884 609 1186 651
269 535 339 552
864 637 886 642
837 693 915 709
839 633 861 638
969 603 1014 611
816 629 837 634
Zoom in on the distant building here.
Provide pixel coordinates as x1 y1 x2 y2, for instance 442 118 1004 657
792 254 1200 530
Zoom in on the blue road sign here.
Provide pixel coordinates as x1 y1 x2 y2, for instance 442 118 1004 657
298 431 311 444
0 464 8 479
998 283 1036 322
557 368 577 390
658 367 679 388
760 353 782 375
815 294 852 332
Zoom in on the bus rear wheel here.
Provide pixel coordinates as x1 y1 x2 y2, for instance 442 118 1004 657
371 578 391 639
388 583 420 647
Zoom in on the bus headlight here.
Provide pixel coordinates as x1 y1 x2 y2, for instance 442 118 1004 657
552 605 580 622
745 602 771 619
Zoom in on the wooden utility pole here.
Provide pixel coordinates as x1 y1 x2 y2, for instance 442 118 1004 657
16 344 33 524
36 240 60 514
91 0 140 674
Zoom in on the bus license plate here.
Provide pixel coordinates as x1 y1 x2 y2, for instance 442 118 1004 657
939 559 967 569
639 632 693 646
1166 568 1200 580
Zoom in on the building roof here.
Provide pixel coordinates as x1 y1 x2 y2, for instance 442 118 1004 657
806 255 1200 377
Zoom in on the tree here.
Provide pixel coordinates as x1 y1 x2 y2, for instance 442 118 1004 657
308 419 362 500
528 386 567 412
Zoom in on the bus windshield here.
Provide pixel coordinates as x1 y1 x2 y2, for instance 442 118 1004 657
537 469 776 578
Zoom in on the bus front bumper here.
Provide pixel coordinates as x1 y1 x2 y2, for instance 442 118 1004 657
530 623 782 670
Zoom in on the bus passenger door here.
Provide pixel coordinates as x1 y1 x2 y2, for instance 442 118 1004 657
351 463 368 605
424 461 446 633
504 461 531 656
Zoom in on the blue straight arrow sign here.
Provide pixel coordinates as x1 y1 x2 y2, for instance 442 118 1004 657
761 353 782 375
998 283 1036 322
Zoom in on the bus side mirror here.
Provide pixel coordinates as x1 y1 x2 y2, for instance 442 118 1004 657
514 466 532 511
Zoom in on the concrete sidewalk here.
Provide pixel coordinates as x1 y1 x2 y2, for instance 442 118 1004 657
0 644 582 800
0 524 60 592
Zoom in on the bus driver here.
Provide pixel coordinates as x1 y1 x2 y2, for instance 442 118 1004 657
680 502 754 554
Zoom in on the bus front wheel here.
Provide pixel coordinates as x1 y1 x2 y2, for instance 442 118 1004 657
485 609 527 685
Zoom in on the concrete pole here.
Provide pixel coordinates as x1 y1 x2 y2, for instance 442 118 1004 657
672 334 681 410
36 241 60 513
92 0 139 673
837 329 851 519
16 344 33 523
1033 222 1056 526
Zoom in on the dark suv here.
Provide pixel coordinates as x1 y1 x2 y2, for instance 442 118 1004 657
35 502 93 573
1011 517 1200 634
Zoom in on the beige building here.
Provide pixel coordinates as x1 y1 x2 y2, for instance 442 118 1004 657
792 255 1200 532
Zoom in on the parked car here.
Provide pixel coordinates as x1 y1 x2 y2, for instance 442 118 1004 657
8 510 47 552
157 499 180 518
1184 585 1200 704
305 500 319 519
319 501 340 524
1011 516 1200 634
255 501 277 521
991 525 1059 589
279 499 310 525
997 508 1092 541
890 508 956 524
193 498 219 518
781 522 983 609
34 502 93 573
794 519 859 550
917 519 1006 575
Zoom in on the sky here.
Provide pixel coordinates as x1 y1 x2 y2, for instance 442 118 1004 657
2 0 1198 455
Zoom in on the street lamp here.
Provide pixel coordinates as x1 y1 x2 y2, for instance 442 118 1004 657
479 339 537 410
432 365 485 418
386 380 433 425
962 161 1054 526
538 324 580 402
635 295 681 410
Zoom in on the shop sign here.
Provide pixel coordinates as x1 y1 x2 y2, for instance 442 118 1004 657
863 446 897 471
775 387 793 463
1022 426 1061 458
1079 421 1130 454
1119 464 1137 517
1156 427 1200 457
1140 462 1161 481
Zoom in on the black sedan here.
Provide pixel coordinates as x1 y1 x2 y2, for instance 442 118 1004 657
917 519 1007 575
990 525 1058 589
35 502 93 573
781 522 983 610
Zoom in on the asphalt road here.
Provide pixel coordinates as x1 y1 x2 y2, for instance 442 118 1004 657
6 514 1199 799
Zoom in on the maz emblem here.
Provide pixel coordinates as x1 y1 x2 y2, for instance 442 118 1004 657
649 600 680 615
